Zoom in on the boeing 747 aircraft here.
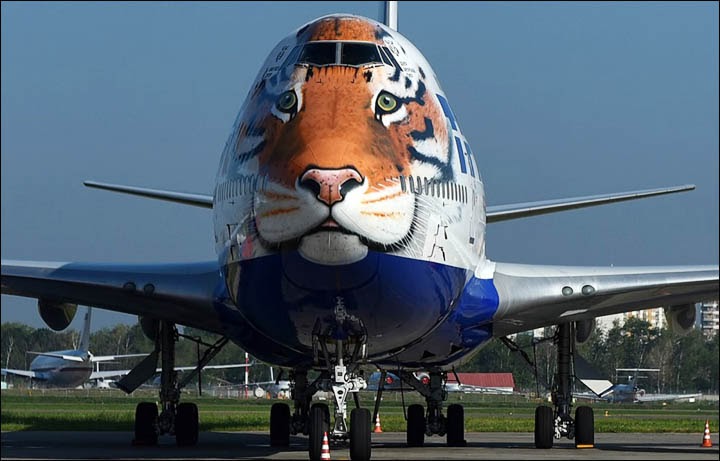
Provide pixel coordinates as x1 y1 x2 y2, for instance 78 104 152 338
1 2 717 460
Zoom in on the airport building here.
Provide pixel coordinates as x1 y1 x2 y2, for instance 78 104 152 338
699 300 719 338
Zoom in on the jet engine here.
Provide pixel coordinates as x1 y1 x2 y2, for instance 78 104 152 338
664 303 696 334
575 319 595 344
139 315 160 341
415 372 430 385
37 299 77 331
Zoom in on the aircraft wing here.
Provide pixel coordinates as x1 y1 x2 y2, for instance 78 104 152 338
26 352 84 362
90 353 150 362
89 362 254 381
1 368 40 380
486 261 719 337
89 369 134 380
485 185 694 223
83 181 213 209
1 260 224 334
635 392 702 402
172 363 255 372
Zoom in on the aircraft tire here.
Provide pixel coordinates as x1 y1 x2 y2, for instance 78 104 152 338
406 403 425 447
175 402 199 446
270 402 291 447
134 401 158 445
349 408 371 461
446 403 466 447
308 403 329 461
534 405 554 449
574 406 594 447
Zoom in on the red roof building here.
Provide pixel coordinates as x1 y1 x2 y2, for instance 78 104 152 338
446 373 515 393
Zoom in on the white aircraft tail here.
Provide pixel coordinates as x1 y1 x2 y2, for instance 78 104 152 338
79 307 92 352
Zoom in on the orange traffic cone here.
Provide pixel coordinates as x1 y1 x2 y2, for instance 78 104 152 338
374 413 383 433
321 431 331 460
702 420 712 448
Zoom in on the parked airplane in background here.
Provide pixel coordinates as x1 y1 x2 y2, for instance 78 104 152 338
1 2 718 460
576 367 702 403
1 307 146 388
240 364 293 399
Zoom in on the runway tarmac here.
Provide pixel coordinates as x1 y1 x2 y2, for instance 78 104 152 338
2 431 717 460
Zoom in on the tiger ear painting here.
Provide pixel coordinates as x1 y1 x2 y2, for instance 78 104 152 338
217 15 482 267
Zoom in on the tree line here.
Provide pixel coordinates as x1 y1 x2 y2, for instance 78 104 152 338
2 317 718 394
457 317 719 395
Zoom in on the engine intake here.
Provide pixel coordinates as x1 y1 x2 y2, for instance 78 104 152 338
664 303 696 334
139 315 160 341
38 299 77 331
575 319 595 344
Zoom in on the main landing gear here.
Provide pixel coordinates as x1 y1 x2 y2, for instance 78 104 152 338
395 370 466 448
269 297 372 461
533 322 594 449
117 320 229 447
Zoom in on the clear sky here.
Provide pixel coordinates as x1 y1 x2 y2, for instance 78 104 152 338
2 1 718 332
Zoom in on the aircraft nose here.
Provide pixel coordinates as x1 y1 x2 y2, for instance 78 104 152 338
300 167 363 205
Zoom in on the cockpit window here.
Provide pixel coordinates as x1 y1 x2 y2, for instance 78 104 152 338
379 46 399 68
298 42 336 66
295 41 388 68
341 43 383 66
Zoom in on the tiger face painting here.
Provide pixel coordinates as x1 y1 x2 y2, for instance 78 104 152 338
221 15 457 266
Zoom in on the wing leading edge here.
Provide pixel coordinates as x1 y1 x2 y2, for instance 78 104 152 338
1 260 224 334
486 261 719 337
486 185 695 223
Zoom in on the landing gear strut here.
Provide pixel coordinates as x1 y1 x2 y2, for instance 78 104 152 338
310 329 371 461
534 322 594 449
397 370 466 447
122 320 229 446
269 297 372 461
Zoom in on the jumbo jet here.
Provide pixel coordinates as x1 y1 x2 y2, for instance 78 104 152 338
1 307 146 388
1 2 718 460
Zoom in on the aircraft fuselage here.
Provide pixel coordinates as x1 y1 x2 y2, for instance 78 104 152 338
208 14 497 369
29 350 91 388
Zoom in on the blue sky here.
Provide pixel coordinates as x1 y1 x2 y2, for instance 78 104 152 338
1 1 718 331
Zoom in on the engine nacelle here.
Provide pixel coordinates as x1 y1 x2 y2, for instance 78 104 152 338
139 315 159 341
414 372 430 385
575 319 595 344
664 303 696 334
37 299 77 331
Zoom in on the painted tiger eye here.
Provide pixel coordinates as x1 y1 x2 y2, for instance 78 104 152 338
277 91 297 112
376 93 398 113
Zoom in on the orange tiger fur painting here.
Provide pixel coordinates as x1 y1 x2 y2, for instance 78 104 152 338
215 15 482 267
